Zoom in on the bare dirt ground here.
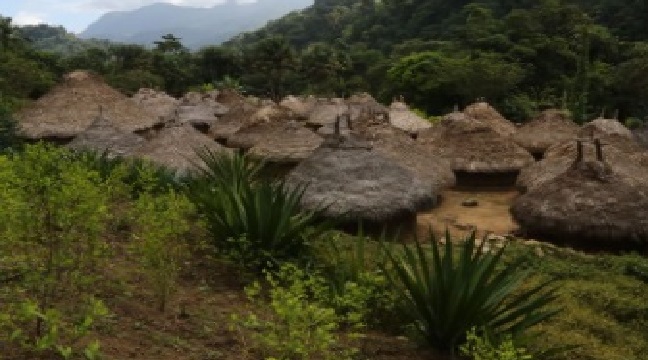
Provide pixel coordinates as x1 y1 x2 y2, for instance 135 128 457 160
417 188 520 239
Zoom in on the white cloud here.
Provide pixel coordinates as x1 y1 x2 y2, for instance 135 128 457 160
13 11 47 25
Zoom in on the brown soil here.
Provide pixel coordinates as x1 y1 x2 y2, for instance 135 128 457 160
417 188 520 239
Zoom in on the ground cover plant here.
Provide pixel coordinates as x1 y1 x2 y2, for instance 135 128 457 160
0 144 646 360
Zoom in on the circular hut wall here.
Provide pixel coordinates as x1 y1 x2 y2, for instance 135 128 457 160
453 170 521 189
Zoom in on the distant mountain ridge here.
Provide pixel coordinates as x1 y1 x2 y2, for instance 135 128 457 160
79 0 313 49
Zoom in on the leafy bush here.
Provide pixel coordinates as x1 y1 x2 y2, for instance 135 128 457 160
315 231 399 329
0 144 110 357
71 150 181 197
461 327 533 360
0 103 21 153
230 263 359 360
187 150 328 270
380 231 558 354
131 190 194 312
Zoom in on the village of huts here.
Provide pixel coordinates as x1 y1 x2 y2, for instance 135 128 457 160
11 70 648 251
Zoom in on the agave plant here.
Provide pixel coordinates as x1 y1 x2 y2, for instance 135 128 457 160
380 231 558 356
187 148 329 270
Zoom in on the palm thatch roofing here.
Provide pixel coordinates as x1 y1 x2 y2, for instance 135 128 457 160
247 124 324 163
388 101 432 134
517 138 648 192
216 89 246 107
16 71 161 139
226 121 288 149
511 160 648 247
463 102 516 137
176 104 219 127
579 117 633 139
513 109 579 154
131 88 179 122
67 112 146 157
417 112 533 173
307 103 353 127
133 123 229 173
208 101 259 140
280 95 318 119
286 135 436 222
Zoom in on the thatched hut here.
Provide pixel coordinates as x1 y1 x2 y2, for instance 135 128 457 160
286 135 437 225
307 103 352 128
418 112 533 187
388 101 432 134
208 101 259 142
131 88 178 122
511 160 648 249
579 117 633 140
67 111 146 157
247 124 323 164
463 102 516 137
280 95 317 119
517 137 648 192
513 109 579 159
133 123 228 174
16 71 161 141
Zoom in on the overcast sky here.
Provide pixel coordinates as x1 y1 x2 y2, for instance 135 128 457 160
1 0 256 33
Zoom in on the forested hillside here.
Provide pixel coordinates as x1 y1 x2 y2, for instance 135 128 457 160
229 0 648 121
2 0 648 123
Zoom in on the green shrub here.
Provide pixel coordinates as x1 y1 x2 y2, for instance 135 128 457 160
460 327 533 360
230 263 359 360
131 190 194 312
380 231 558 355
0 103 21 153
315 231 399 330
0 143 110 357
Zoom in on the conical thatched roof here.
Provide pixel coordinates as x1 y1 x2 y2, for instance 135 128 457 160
388 101 432 134
176 104 218 127
67 112 146 157
418 112 533 173
248 124 323 163
307 103 352 127
511 160 648 247
286 136 436 222
517 138 648 192
208 101 258 141
16 71 161 139
131 88 178 121
463 102 516 137
513 109 579 155
133 124 229 173
579 117 633 139
217 89 246 107
280 95 317 119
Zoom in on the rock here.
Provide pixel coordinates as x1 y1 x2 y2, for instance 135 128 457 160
462 198 479 207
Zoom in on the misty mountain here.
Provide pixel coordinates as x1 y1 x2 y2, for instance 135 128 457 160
79 0 313 49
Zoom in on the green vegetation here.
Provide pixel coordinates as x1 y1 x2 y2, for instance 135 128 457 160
186 150 329 271
230 263 360 360
381 232 558 355
4 0 648 123
0 145 646 359
0 144 110 358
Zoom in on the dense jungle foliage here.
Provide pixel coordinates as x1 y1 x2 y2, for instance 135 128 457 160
2 0 648 120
